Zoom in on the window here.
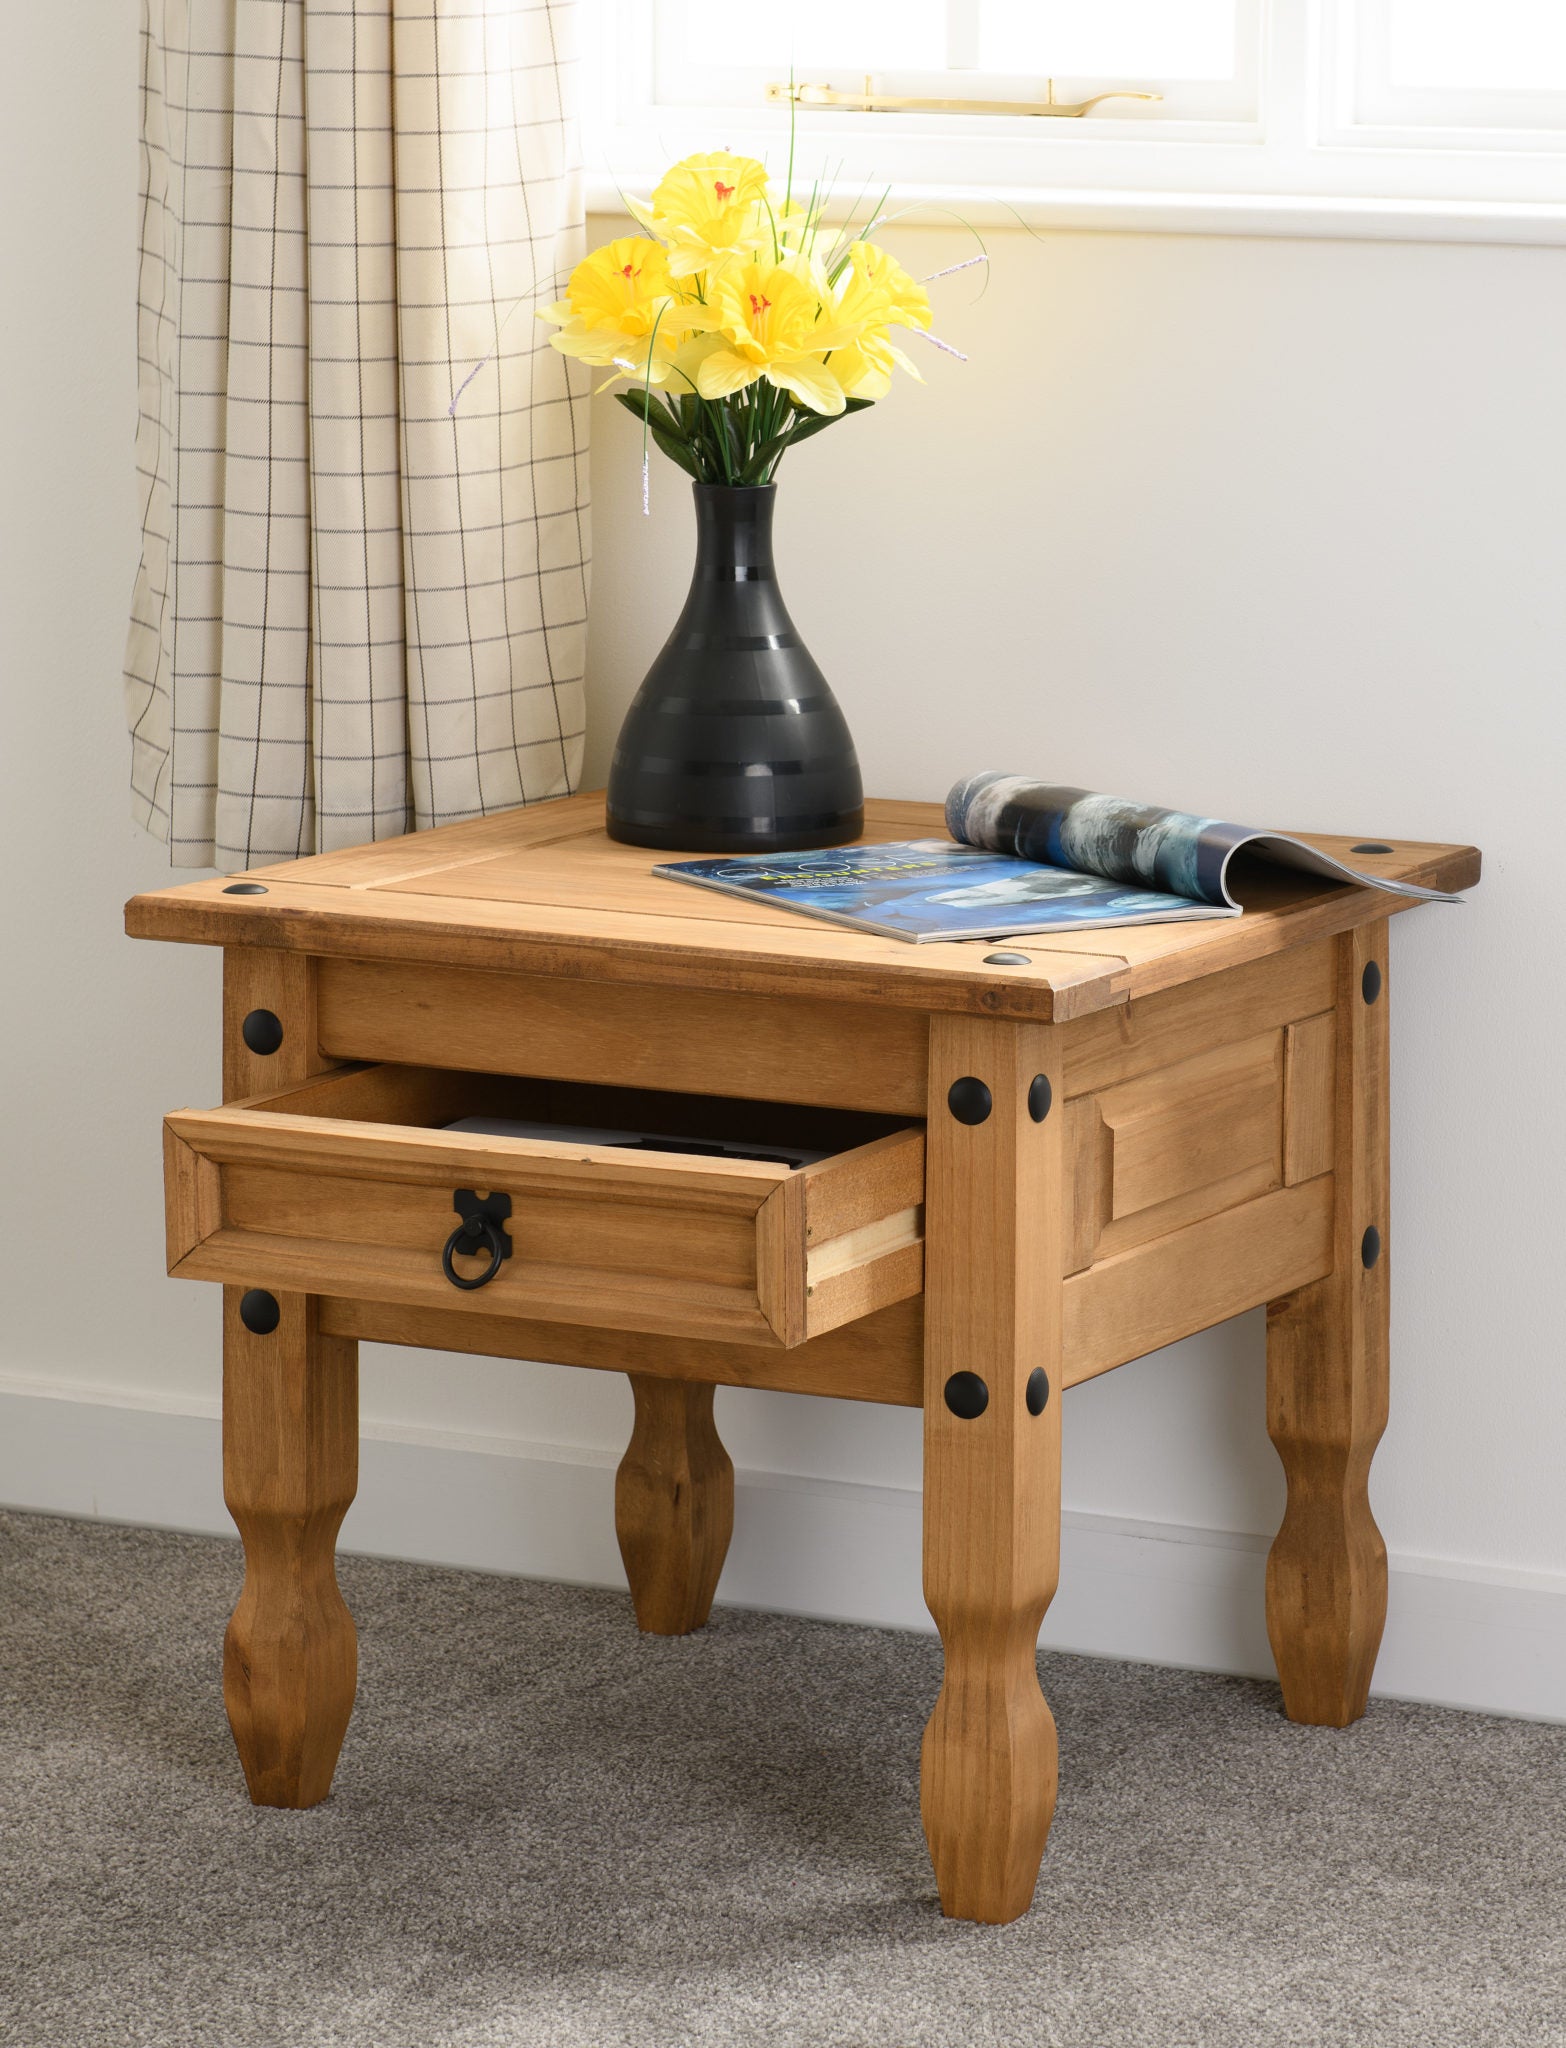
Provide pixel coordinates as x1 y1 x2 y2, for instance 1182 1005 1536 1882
663 0 1257 121
1330 1 1566 149
585 0 1566 241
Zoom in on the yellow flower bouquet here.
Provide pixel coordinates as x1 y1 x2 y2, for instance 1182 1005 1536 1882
543 146 968 854
540 151 935 488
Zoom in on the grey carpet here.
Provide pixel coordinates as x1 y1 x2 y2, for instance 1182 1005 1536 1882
0 1511 1561 2048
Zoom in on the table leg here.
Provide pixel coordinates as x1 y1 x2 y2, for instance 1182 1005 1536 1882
615 1375 734 1634
222 1286 359 1805
1266 920 1391 1726
921 1016 1064 1925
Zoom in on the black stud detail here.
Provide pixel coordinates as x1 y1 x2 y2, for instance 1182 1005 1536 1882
1027 1073 1053 1123
241 1008 285 1056
984 951 1032 966
223 882 268 894
943 1371 989 1420
1351 843 1393 855
1025 1367 1050 1416
239 1289 281 1335
1361 960 1383 1005
947 1077 992 1126
1361 1225 1381 1269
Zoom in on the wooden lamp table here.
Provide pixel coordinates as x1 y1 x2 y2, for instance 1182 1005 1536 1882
126 795 1479 1925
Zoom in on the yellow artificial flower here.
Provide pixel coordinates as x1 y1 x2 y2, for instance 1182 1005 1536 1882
539 235 708 388
544 236 675 336
696 257 853 415
839 241 933 333
825 241 933 400
627 153 774 277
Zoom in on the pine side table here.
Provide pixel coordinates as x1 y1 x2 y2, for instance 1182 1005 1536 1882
125 794 1479 1925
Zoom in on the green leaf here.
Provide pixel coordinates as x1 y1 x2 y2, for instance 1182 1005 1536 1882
737 434 791 485
614 389 661 427
655 433 704 480
783 396 875 449
614 392 702 479
736 397 877 483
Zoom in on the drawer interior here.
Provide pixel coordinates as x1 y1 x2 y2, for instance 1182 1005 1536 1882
237 1062 915 1162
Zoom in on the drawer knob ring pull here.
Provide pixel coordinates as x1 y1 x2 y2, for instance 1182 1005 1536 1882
442 1189 514 1291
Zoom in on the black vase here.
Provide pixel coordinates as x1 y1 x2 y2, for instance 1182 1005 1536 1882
605 483 864 853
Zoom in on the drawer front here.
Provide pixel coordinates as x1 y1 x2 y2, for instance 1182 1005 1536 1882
163 1065 924 1348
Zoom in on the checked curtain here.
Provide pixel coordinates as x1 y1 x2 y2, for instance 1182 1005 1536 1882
125 0 589 869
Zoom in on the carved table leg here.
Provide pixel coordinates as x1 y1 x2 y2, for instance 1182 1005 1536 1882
921 1016 1064 1924
616 1374 734 1634
1266 921 1391 1726
222 1286 359 1805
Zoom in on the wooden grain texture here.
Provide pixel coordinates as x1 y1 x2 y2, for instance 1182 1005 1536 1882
164 1126 220 1270
178 1229 779 1346
1283 1011 1336 1186
1101 1028 1282 1221
755 1172 808 1347
1265 922 1391 1726
802 1126 925 1243
220 1167 762 1281
615 1377 734 1634
802 1214 924 1338
1065 1175 1334 1384
315 958 930 1115
167 1069 926 1350
920 1014 1063 1925
189 1163 1336 1381
797 1126 926 1340
126 794 1478 1021
168 1101 792 1202
223 950 330 1101
1061 940 1334 1099
1063 1029 1285 1271
130 836 1127 1028
1097 1156 1283 1267
318 1293 928 1405
1064 1096 1112 1276
221 1287 358 1808
1035 851 1472 1008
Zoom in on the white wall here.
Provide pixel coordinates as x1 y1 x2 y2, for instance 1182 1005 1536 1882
4 7 1562 1719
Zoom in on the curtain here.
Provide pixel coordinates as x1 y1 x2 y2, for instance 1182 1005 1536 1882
125 0 589 869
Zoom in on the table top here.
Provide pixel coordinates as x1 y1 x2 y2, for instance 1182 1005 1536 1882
125 793 1480 1022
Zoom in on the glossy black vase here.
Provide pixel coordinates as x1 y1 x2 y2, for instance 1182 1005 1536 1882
606 483 863 852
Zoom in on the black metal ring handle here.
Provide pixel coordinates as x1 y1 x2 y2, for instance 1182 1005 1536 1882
442 1214 506 1290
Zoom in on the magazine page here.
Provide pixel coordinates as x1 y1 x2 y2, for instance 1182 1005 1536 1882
945 773 1461 906
654 842 1235 943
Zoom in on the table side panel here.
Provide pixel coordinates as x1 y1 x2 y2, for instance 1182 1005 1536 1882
1061 942 1337 1276
1061 940 1333 1097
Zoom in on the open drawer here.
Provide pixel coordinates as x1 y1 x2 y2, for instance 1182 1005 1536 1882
163 1065 925 1348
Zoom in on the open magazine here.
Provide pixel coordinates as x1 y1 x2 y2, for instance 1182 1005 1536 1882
652 772 1460 945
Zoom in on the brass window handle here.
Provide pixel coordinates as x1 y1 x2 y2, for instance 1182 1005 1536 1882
765 78 1162 120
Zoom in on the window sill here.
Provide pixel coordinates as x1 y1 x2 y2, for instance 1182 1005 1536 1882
584 171 1566 248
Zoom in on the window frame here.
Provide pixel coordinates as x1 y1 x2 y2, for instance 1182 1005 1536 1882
653 0 1265 125
584 0 1566 245
1323 0 1566 156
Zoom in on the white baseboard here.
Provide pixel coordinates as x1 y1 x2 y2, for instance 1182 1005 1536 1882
3 1381 1562 1724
